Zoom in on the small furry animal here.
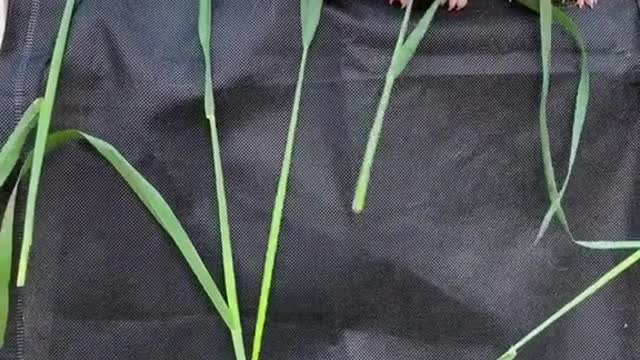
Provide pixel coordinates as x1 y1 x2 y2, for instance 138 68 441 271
389 0 598 11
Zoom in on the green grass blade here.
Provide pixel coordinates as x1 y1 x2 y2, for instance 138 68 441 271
352 1 440 213
532 3 590 243
12 129 234 328
0 98 43 347
301 0 323 49
198 0 246 357
18 0 76 287
0 180 18 347
251 46 310 360
532 0 573 244
496 250 640 359
393 0 440 77
251 3 324 358
352 2 413 213
497 349 518 360
0 99 42 187
575 241 640 249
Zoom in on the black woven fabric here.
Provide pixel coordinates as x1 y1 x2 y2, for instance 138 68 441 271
0 0 639 359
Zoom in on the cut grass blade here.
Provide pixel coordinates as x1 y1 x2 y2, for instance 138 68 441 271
0 99 42 186
496 250 640 359
352 0 440 213
533 0 573 241
198 0 246 358
0 180 18 348
0 98 43 347
19 0 76 287
250 2 323 359
517 0 639 250
515 0 590 243
5 127 235 328
574 241 640 249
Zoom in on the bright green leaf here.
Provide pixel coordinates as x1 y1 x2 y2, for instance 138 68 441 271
301 0 324 49
19 0 76 287
352 1 440 213
197 0 246 358
0 98 42 187
251 2 324 359
10 129 234 329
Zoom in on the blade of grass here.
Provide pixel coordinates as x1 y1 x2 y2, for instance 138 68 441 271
250 2 323 359
0 98 43 347
0 99 42 187
0 179 18 348
198 0 246 357
533 0 573 242
9 128 235 328
574 241 640 249
523 0 591 243
516 0 589 244
18 0 75 287
352 0 440 213
496 250 640 359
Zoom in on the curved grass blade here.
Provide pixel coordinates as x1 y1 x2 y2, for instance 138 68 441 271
0 98 43 347
198 0 246 357
393 0 440 77
533 0 573 243
525 1 591 244
250 2 323 359
0 99 42 187
9 129 234 328
496 250 640 359
0 179 18 348
352 0 440 213
19 0 76 287
515 0 589 244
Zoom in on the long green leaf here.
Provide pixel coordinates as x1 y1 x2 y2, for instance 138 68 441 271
250 2 323 359
533 0 573 243
496 250 640 359
393 0 440 77
9 129 235 328
301 0 323 49
517 2 640 250
525 1 591 244
0 180 18 348
352 1 440 213
0 98 43 347
19 0 76 287
198 0 246 357
575 241 640 249
0 99 42 187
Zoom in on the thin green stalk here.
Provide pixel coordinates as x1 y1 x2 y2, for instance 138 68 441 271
250 3 323 358
251 47 309 360
352 1 413 213
18 0 76 287
497 250 640 359
198 0 246 358
535 0 572 240
0 98 42 347
522 0 591 243
0 181 18 348
352 0 440 213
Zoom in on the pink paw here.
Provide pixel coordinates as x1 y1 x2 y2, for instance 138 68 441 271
575 0 598 8
389 0 468 11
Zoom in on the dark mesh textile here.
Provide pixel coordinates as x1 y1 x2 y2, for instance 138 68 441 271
0 0 638 359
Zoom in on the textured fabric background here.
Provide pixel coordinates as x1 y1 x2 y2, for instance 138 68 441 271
0 0 639 359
